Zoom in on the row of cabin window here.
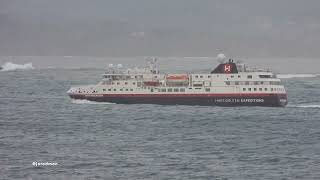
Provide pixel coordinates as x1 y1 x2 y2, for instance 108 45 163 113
153 88 186 92
112 82 136 85
228 75 272 79
225 81 281 85
103 88 134 92
153 88 211 92
190 75 273 79
194 75 253 79
243 87 284 92
102 88 188 93
194 75 212 78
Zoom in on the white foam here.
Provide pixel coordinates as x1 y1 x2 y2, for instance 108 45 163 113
71 99 115 105
288 104 320 108
277 74 318 79
1 62 34 71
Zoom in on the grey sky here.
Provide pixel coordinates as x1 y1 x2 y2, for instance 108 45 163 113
1 0 320 57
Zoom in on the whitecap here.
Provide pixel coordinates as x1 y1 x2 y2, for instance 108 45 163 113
288 104 320 108
1 62 34 71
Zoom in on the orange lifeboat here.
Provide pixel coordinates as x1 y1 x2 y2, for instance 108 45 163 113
166 74 189 86
166 74 189 81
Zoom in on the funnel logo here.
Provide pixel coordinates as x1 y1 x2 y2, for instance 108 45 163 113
224 64 232 73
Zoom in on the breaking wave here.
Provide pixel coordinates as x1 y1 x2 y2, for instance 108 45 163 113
277 74 319 79
71 99 115 105
0 62 34 71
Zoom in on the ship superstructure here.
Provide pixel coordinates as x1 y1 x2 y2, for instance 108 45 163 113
68 58 288 106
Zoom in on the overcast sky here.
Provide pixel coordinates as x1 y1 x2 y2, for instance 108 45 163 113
1 0 320 57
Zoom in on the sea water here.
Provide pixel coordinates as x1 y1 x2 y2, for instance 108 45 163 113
0 58 320 179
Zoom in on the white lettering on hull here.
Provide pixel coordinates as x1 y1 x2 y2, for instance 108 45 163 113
215 98 265 103
84 94 103 97
280 99 287 103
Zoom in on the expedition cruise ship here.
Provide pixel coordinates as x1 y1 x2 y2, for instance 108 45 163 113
67 58 288 107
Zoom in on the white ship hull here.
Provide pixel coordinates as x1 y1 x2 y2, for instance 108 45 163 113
68 58 288 107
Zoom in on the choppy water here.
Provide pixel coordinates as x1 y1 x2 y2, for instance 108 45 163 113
1 67 320 179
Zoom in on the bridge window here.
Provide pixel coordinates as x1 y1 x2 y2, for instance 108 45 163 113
195 75 198 78
254 88 257 91
265 88 268 91
161 89 166 92
108 89 111 91
248 88 252 91
238 75 241 78
113 89 116 91
231 75 234 78
125 89 129 91
174 88 179 92
247 75 253 79
225 82 230 85
180 88 185 92
243 88 246 91
205 88 210 92
130 89 133 91
271 88 273 91
259 88 262 91
200 75 203 78
168 88 173 92
208 75 211 78
120 89 123 91
103 89 106 91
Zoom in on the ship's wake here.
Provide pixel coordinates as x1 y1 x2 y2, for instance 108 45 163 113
277 74 319 79
71 99 115 105
0 62 34 71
